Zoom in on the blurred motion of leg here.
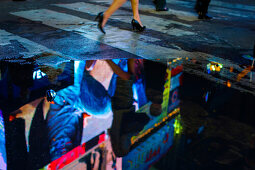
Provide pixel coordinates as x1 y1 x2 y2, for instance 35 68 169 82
95 0 127 33
103 0 127 27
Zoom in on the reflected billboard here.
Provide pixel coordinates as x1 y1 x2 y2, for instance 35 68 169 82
1 59 183 169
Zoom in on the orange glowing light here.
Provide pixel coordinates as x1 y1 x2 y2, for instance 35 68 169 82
131 108 180 145
9 115 15 122
237 66 252 82
83 113 91 119
83 113 91 128
227 81 231 87
230 67 234 72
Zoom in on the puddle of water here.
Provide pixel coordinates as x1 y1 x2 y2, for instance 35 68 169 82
0 57 254 170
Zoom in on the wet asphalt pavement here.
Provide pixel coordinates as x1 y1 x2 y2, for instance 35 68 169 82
0 0 255 169
0 57 255 170
154 71 255 170
0 0 254 64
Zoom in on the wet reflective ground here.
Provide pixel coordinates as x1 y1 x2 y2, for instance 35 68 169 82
1 0 255 61
0 58 254 170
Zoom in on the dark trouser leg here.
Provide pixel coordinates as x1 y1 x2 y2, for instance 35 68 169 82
195 0 210 14
154 0 168 11
202 0 211 15
196 0 211 19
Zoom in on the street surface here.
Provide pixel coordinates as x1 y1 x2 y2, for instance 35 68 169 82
1 1 255 169
0 0 254 62
0 0 255 95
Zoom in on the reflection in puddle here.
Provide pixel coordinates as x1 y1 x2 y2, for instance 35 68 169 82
0 58 254 170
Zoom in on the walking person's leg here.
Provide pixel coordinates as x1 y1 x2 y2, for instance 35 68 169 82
96 0 127 33
130 0 146 31
202 0 212 19
103 0 127 28
130 0 143 27
196 0 212 19
96 0 145 33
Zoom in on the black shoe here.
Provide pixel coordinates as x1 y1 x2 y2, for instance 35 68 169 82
198 13 204 19
198 13 212 20
204 14 212 20
95 12 106 34
156 7 169 11
131 19 146 32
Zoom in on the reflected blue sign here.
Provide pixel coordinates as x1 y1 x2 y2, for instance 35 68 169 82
122 119 175 170
0 110 7 170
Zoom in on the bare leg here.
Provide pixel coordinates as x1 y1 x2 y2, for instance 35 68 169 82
103 0 127 28
130 0 143 26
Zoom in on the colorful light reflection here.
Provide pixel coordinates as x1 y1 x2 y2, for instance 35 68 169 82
174 114 182 135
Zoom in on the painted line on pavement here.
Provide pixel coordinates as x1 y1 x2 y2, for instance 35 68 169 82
53 2 196 36
166 0 255 19
11 9 212 59
0 29 63 60
90 0 199 21
167 0 255 12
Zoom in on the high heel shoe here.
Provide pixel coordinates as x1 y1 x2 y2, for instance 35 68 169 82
131 19 146 32
95 12 106 34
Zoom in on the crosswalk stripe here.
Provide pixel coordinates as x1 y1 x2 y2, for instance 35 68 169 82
95 0 255 19
10 9 212 59
53 2 196 36
90 0 199 21
167 0 255 12
135 4 199 21
165 0 255 19
210 7 255 19
0 29 63 60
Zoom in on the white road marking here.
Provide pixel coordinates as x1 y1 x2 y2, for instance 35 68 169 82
166 0 255 19
90 0 199 21
97 0 255 19
11 9 212 59
0 29 63 59
53 2 196 36
137 4 199 21
167 0 255 12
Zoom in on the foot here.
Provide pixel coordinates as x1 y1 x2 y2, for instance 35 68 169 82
133 16 144 27
131 19 146 32
198 13 212 20
198 14 204 19
95 12 106 34
156 7 169 11
204 14 213 20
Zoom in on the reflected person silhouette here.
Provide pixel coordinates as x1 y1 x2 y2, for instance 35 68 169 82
143 60 166 116
106 59 149 157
